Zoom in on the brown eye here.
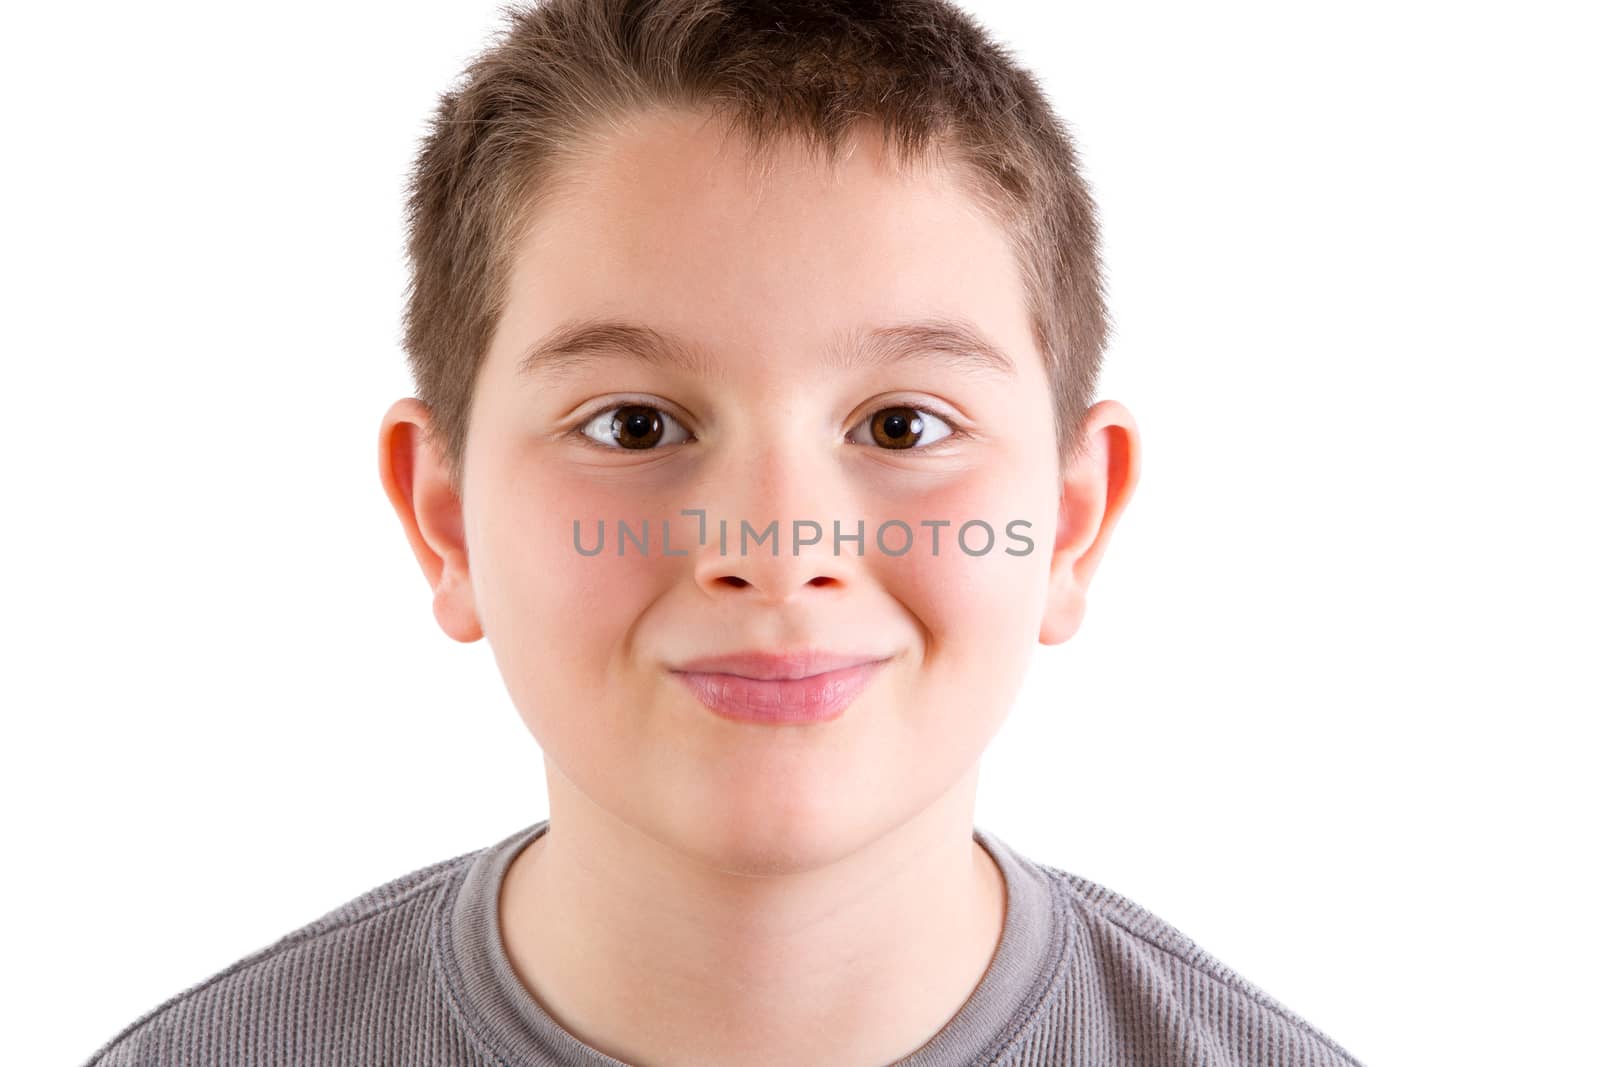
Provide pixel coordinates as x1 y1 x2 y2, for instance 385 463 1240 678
578 403 691 450
849 405 956 450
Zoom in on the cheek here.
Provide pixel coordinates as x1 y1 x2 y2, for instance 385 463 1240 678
861 465 1054 760
864 466 1055 650
894 542 1046 710
472 471 665 701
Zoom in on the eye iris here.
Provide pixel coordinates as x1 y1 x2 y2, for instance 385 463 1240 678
871 407 923 449
612 405 664 449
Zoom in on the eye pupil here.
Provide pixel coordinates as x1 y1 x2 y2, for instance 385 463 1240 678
613 405 664 449
871 407 924 449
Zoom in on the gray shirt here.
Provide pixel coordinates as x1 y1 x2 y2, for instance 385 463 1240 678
81 819 1365 1065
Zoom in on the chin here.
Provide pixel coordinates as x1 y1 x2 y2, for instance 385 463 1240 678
629 782 903 879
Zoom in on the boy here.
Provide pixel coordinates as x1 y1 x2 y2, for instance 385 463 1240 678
84 0 1365 1064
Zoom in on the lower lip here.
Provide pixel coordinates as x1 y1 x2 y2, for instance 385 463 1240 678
671 660 889 725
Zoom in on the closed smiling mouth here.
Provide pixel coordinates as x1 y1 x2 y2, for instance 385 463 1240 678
668 648 895 724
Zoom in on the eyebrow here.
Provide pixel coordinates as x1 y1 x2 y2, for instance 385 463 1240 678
515 314 1018 383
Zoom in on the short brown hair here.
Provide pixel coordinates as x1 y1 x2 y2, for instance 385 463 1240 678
402 0 1110 492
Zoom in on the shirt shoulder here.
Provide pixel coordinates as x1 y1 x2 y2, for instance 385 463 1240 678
79 845 488 1067
1032 861 1367 1067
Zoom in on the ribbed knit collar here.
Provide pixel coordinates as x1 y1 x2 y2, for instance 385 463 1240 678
438 818 1070 1066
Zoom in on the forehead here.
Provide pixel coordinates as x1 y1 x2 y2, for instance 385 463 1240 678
492 108 1041 382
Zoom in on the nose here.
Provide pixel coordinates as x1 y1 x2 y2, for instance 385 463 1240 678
687 432 857 604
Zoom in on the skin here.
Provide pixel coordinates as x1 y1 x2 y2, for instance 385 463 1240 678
379 107 1139 1066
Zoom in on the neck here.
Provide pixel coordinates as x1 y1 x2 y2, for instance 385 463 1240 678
498 761 1007 1067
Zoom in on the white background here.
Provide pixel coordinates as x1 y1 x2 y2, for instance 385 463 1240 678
4 2 1595 1064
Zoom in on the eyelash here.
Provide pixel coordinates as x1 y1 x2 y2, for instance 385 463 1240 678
567 398 971 453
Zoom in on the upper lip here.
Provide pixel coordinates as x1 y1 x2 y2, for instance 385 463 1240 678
671 648 893 680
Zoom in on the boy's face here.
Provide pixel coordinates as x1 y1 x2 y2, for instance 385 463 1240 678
391 108 1132 873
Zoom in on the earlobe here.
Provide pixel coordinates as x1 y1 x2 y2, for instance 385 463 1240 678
1037 399 1141 647
432 567 484 643
378 398 483 643
1039 579 1086 646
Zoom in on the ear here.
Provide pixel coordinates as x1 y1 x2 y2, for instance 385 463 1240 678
377 398 483 643
1039 399 1141 645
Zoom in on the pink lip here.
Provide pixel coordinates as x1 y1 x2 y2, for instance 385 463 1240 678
669 649 893 725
